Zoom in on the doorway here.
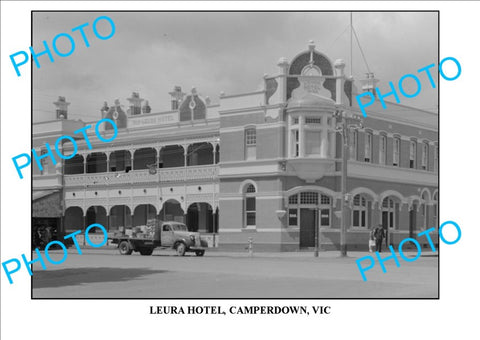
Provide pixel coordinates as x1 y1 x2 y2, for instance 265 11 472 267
300 208 316 248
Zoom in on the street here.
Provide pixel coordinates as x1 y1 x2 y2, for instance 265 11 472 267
32 248 438 298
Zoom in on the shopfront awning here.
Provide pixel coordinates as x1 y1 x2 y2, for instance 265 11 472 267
33 190 59 201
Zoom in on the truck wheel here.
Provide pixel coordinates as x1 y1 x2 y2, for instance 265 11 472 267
176 242 186 256
119 241 133 255
195 250 205 257
139 248 153 256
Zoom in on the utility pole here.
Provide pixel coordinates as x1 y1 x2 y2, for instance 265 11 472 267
314 208 319 257
350 12 353 78
334 59 363 258
340 118 348 257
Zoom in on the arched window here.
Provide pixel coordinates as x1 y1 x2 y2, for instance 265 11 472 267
364 131 373 163
421 142 429 170
393 137 401 166
244 184 256 228
382 197 398 229
410 140 417 169
352 194 368 228
433 192 438 228
379 134 387 165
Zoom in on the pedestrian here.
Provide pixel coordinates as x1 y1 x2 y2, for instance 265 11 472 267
374 224 385 252
37 225 46 249
369 227 376 252
44 225 53 245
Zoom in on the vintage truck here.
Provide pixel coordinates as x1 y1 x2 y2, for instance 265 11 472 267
108 221 207 256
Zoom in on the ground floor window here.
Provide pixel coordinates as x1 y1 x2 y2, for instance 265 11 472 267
245 197 256 226
382 197 398 229
288 208 298 226
244 184 256 227
319 208 330 226
352 194 368 227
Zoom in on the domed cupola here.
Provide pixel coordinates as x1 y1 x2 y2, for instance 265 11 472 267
287 91 336 111
284 41 342 183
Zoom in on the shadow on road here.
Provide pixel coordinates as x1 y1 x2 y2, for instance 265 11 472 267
32 267 168 289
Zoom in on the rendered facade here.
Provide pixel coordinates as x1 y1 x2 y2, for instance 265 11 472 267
33 42 439 251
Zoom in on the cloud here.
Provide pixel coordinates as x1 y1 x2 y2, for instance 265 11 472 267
33 11 438 122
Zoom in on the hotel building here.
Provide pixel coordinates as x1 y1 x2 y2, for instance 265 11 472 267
33 42 438 251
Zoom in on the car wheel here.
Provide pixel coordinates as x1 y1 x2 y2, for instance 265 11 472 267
176 242 186 256
119 241 133 255
195 250 205 257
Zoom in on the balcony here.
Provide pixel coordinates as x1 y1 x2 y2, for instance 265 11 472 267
286 158 335 183
64 164 219 187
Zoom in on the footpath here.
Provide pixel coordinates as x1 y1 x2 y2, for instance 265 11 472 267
50 244 439 259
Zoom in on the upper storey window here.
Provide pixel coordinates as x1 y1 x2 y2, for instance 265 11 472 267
289 115 333 158
410 140 417 169
379 134 387 165
393 137 400 166
245 127 257 160
305 117 322 156
349 130 358 161
421 142 429 170
364 131 372 163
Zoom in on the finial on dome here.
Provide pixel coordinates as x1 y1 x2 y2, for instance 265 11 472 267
277 57 289 67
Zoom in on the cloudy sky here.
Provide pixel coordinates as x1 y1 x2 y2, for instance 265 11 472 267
33 11 438 123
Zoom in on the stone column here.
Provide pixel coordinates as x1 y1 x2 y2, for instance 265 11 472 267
82 153 87 174
183 144 188 167
105 151 111 172
130 148 134 171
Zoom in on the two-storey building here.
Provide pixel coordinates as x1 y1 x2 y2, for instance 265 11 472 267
33 42 438 251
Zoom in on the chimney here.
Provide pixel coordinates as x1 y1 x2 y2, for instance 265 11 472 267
169 86 185 110
142 100 151 114
53 96 70 119
127 92 144 115
100 101 109 118
359 73 379 97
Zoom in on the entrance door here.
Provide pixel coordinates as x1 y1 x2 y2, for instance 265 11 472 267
300 208 316 248
382 211 389 229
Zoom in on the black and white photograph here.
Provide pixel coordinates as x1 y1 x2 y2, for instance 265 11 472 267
1 1 478 339
29 10 439 299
